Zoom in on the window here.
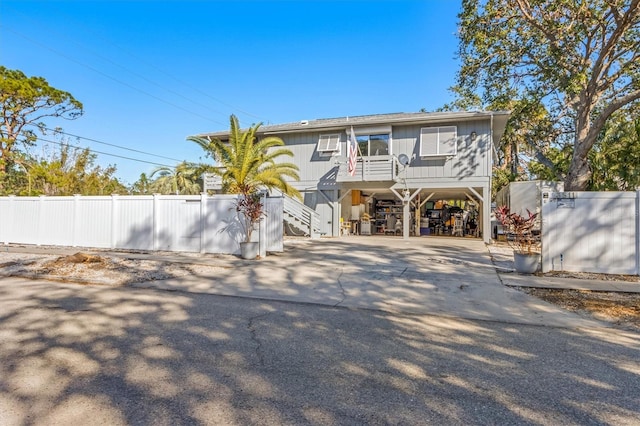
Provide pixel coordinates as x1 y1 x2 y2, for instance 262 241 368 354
356 134 390 157
419 126 457 157
317 134 340 153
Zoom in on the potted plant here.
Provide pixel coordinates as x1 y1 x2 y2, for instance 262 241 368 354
495 205 540 274
235 191 265 259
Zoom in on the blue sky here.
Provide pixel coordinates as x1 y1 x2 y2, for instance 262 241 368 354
1 0 462 184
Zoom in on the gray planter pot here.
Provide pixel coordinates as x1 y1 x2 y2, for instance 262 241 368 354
240 241 259 260
513 252 540 274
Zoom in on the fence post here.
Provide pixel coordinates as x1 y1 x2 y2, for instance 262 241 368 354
37 195 46 246
73 194 81 247
200 192 207 254
259 192 267 258
110 194 119 249
153 194 159 251
636 190 639 276
4 195 15 245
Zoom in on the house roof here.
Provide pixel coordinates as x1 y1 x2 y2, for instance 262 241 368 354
195 110 510 145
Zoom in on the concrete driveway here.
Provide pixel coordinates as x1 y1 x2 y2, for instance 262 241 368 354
2 237 639 424
131 236 606 329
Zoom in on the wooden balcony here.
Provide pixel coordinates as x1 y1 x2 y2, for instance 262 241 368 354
336 155 397 182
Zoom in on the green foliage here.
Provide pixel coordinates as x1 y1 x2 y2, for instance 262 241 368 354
528 111 640 191
8 141 127 196
187 114 301 199
589 113 640 190
149 162 202 195
491 168 517 200
454 0 640 190
0 67 83 185
129 173 152 195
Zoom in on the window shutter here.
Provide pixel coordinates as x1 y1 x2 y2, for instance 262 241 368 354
439 126 457 156
419 127 439 156
420 126 457 157
317 134 340 152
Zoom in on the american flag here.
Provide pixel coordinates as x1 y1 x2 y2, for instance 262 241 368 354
347 126 358 176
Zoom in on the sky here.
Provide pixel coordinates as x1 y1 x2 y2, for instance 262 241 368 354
1 0 462 185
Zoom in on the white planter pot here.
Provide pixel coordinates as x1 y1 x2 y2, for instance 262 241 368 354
513 252 540 274
240 242 259 260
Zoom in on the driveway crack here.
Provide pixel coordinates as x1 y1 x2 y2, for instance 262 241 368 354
334 267 347 307
247 312 271 367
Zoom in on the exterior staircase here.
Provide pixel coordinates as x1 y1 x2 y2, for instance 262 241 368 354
280 192 321 238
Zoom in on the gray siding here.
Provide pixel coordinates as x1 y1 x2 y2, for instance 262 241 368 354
393 120 491 181
277 132 344 190
272 119 492 188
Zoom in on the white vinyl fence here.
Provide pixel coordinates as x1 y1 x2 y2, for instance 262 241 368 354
0 194 284 255
542 191 640 275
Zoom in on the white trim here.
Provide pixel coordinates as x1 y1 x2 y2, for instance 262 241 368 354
317 133 341 153
419 126 457 157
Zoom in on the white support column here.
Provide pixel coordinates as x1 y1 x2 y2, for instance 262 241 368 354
333 189 339 237
403 202 410 240
482 184 490 244
391 188 421 240
467 186 489 243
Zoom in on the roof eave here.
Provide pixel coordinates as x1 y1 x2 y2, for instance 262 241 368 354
192 111 511 139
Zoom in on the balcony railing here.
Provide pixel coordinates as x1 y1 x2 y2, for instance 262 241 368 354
336 155 397 182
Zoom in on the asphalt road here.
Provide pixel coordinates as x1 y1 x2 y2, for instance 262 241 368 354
1 277 639 425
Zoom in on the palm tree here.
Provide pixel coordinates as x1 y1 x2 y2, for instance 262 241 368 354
150 162 201 195
187 114 300 199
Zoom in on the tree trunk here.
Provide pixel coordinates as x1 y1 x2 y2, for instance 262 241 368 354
564 110 596 191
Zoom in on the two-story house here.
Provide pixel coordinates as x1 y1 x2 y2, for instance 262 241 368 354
197 111 509 243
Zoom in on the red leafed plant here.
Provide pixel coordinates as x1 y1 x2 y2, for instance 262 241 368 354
235 191 265 243
495 205 540 254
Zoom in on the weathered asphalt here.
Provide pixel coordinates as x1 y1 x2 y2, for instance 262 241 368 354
1 237 639 424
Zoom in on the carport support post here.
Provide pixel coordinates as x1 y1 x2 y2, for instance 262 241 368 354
391 188 420 240
403 201 410 240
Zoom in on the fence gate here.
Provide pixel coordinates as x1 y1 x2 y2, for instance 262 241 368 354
542 191 639 275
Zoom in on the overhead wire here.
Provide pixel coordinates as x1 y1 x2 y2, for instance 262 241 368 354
1 25 227 127
36 136 177 169
2 3 263 123
1 5 234 174
40 126 186 163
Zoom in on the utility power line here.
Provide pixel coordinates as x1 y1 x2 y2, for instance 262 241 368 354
37 136 177 168
41 126 186 163
2 25 227 127
3 3 263 123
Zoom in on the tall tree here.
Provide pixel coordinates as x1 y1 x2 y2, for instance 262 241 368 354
589 113 640 190
187 114 300 198
27 141 126 195
530 110 640 190
454 0 640 190
0 67 83 187
149 162 201 195
130 173 152 195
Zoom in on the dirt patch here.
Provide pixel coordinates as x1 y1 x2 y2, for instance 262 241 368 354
523 288 640 331
0 252 222 286
541 270 640 282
